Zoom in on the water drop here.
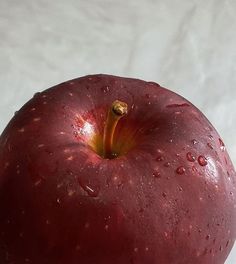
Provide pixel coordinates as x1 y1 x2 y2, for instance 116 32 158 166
164 162 170 167
175 110 183 115
192 139 198 145
134 248 138 253
101 86 110 93
207 143 214 149
33 92 41 98
208 135 214 140
74 131 79 137
45 149 53 155
81 184 99 197
148 81 160 86
156 156 164 162
153 171 161 178
206 235 210 240
219 138 226 151
145 94 150 99
226 240 230 247
224 157 228 165
34 178 43 187
166 103 190 108
176 166 186 175
178 186 183 192
198 156 208 166
162 192 167 198
186 152 196 162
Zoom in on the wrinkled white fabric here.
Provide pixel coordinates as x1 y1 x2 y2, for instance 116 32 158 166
0 0 235 262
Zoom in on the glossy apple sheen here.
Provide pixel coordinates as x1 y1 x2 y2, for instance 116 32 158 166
0 74 235 264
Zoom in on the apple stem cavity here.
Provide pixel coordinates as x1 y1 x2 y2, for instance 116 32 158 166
103 100 128 159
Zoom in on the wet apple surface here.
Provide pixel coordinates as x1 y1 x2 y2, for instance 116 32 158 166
0 74 235 263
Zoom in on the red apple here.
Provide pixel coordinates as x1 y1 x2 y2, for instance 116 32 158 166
0 74 235 264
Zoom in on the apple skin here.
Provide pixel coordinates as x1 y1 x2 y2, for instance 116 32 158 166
0 74 235 264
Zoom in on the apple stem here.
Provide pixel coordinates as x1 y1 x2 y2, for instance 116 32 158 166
103 100 128 159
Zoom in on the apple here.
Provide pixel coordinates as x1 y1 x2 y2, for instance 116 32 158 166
0 74 235 264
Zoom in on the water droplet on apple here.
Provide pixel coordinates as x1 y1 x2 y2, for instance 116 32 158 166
162 192 167 198
178 186 183 192
153 171 161 178
226 240 230 247
166 103 190 108
33 92 41 98
219 138 226 151
208 135 214 140
207 143 214 149
176 166 186 175
224 157 228 165
145 94 150 99
81 184 99 197
186 152 196 162
34 178 43 187
134 247 138 253
45 149 53 156
198 156 208 166
206 235 210 240
101 86 110 93
156 156 164 162
111 152 118 159
192 139 198 145
164 162 170 167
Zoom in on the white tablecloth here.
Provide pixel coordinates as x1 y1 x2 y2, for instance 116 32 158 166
0 0 235 262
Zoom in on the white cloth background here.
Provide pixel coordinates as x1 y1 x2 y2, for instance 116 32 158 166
0 0 235 262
